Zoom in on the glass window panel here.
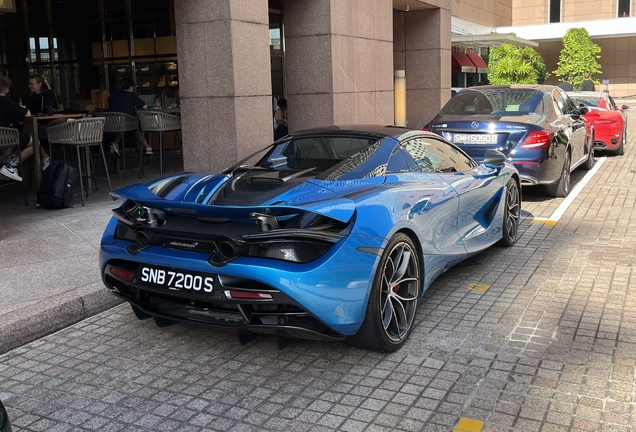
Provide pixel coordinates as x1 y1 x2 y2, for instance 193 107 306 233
132 17 154 39
549 0 561 23
403 137 475 173
154 14 172 37
269 12 282 51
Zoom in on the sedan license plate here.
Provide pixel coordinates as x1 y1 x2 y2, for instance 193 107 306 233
139 266 215 293
453 133 498 144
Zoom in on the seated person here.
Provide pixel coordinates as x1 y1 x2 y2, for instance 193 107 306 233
26 74 58 115
0 76 50 182
108 78 153 156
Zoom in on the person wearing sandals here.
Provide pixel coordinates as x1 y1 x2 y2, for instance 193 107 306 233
108 78 153 156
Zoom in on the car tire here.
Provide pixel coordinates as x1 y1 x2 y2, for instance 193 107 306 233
582 132 595 170
347 233 421 352
546 149 571 198
616 126 626 155
497 178 520 247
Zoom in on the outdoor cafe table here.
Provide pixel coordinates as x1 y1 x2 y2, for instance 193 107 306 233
31 113 85 185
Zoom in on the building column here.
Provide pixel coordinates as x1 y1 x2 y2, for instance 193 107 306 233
174 1 272 173
394 5 451 129
283 0 394 132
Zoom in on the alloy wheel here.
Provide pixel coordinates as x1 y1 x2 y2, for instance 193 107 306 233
505 181 520 241
380 242 420 342
563 152 571 195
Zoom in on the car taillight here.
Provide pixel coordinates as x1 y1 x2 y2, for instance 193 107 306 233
595 119 617 124
109 267 134 281
519 130 554 150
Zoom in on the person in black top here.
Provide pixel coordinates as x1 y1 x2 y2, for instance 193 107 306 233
581 73 595 91
107 78 153 155
557 75 574 91
0 77 32 182
27 74 58 114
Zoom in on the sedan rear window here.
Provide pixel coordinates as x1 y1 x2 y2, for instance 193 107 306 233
439 88 545 116
569 95 601 107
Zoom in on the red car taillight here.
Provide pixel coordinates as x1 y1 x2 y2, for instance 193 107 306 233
595 119 617 124
109 267 134 281
519 130 554 150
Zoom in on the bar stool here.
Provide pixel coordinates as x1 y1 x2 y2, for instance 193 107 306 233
0 127 28 206
93 112 140 179
137 111 181 178
47 117 111 207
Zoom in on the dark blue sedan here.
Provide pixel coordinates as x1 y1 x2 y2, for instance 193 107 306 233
425 85 594 197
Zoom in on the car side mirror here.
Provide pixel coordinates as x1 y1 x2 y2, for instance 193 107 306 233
621 104 630 111
483 149 506 169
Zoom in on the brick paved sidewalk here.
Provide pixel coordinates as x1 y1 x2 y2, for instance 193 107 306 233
0 113 635 431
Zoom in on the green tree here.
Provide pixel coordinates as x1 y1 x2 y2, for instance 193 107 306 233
487 44 549 85
553 28 601 90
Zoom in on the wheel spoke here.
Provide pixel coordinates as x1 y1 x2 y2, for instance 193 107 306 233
382 297 394 330
378 240 421 343
391 297 409 338
390 247 410 286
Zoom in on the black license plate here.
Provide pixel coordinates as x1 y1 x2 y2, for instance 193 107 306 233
139 265 215 293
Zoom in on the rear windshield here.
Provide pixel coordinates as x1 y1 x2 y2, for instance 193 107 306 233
569 95 601 107
439 88 545 116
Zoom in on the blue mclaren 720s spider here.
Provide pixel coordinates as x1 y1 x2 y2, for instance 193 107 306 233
100 125 521 352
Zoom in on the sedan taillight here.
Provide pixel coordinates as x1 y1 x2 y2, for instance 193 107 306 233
595 119 617 124
519 130 554 150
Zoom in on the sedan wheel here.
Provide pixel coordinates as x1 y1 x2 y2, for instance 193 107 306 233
498 179 520 247
546 150 571 198
582 132 595 170
616 126 626 155
348 234 421 352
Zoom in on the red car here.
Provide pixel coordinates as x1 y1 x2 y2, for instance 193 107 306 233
568 92 630 155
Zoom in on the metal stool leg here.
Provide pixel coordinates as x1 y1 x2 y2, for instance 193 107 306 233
99 141 112 192
138 131 144 179
159 131 164 178
87 146 99 192
19 151 27 206
75 145 85 207
121 131 127 180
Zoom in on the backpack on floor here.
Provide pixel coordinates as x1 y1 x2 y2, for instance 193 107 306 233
36 160 78 209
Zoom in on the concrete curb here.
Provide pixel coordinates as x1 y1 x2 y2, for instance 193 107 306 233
0 283 123 355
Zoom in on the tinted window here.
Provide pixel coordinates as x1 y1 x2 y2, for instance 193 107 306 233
561 92 579 114
607 95 619 110
552 89 566 115
402 137 476 173
229 135 380 173
569 95 602 107
439 88 545 116
294 136 377 159
318 138 399 181
386 147 415 174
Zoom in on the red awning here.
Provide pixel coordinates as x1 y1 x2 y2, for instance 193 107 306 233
452 50 476 74
467 50 489 74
